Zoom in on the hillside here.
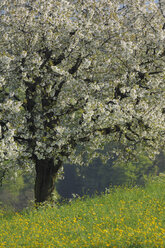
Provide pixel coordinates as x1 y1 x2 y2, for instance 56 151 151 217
0 175 165 248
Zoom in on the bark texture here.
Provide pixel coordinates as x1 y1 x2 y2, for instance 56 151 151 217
34 158 62 203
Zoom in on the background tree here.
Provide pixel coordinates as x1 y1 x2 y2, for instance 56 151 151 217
57 149 164 200
0 0 165 203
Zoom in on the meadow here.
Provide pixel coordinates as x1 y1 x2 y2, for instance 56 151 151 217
0 175 165 248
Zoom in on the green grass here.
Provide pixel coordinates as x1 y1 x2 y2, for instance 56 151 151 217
0 175 165 248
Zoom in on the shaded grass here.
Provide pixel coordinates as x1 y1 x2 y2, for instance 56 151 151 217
0 176 165 247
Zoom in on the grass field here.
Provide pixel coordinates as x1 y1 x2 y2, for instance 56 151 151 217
0 175 165 248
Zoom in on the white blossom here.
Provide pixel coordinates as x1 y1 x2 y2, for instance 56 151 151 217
0 0 164 175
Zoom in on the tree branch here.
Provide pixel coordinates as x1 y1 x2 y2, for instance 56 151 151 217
68 56 82 74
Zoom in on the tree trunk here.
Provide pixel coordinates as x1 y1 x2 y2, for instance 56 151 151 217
34 158 62 203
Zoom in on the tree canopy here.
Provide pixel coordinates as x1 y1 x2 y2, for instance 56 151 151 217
0 0 165 202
